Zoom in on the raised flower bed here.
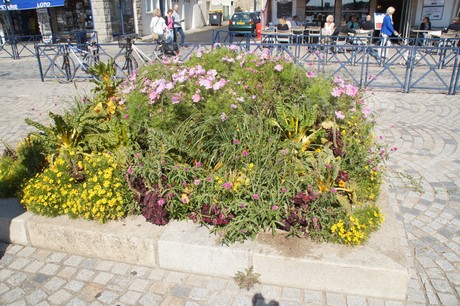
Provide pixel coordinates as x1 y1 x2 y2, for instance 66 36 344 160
1 46 389 246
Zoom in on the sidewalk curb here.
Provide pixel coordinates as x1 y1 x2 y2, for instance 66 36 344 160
0 184 409 299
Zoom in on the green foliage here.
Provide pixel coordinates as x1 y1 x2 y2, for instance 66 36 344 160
234 266 261 290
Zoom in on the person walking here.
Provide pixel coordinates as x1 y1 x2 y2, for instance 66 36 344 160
164 9 174 43
150 8 167 42
172 4 185 45
379 6 399 58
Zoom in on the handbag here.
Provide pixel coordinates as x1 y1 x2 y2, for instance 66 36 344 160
151 18 160 40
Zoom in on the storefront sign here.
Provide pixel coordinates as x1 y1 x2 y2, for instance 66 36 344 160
421 6 444 20
374 13 385 30
0 0 65 10
423 0 444 6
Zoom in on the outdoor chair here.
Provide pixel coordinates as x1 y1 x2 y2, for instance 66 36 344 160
276 29 292 44
261 29 276 46
291 26 305 44
332 32 351 53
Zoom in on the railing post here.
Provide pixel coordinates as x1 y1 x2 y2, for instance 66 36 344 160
448 50 459 95
35 44 45 82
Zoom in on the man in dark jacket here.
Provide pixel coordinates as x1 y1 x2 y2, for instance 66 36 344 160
361 15 374 30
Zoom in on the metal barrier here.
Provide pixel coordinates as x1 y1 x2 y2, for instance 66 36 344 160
211 30 460 95
0 31 98 60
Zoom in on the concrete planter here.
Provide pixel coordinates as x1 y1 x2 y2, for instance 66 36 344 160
0 185 409 299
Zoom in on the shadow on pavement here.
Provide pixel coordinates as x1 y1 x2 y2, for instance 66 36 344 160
252 293 280 306
0 198 26 258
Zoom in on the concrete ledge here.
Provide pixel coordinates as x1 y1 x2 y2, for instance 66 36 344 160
0 185 409 299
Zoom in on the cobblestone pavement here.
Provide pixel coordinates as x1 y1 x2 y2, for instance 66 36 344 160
1 55 460 305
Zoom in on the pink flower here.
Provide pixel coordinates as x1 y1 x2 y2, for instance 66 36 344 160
325 164 332 169
233 139 239 145
313 217 318 223
158 198 166 206
192 94 201 103
272 205 279 210
345 84 359 97
335 111 345 120
124 114 129 119
331 87 343 97
362 107 372 117
331 188 337 194
183 181 187 187
240 203 246 208
127 167 133 174
274 64 283 72
242 150 248 156
390 146 398 152
195 161 202 167
194 179 201 186
206 177 212 182
281 188 287 193
222 182 232 190
182 195 189 204
220 113 228 121
306 71 316 78
231 104 238 109
253 194 259 200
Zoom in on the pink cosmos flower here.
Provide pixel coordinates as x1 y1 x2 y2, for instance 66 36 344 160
242 150 248 156
331 87 343 97
233 139 239 145
195 161 202 167
306 71 316 78
281 188 287 193
192 94 201 103
253 194 259 200
274 64 283 72
362 107 372 117
127 167 133 174
335 111 345 120
345 84 359 97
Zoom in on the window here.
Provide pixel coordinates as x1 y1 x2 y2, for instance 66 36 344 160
341 0 369 22
305 0 335 21
146 0 153 13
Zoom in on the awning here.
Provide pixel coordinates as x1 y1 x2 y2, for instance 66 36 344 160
0 0 65 11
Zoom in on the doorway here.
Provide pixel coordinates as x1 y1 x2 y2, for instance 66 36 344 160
376 0 404 32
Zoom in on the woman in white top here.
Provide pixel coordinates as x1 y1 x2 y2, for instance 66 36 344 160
150 8 167 41
323 15 335 36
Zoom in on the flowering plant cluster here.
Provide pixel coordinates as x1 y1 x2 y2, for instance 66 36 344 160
116 46 389 244
21 151 134 223
0 47 391 246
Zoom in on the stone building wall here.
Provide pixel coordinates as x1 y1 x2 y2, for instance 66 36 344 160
91 0 113 43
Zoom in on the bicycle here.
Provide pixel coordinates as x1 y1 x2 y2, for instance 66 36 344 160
51 38 100 83
113 36 171 76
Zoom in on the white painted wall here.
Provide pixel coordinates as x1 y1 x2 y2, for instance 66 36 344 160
415 0 460 29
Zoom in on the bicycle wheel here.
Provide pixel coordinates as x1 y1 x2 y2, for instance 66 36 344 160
84 53 101 81
52 53 76 83
113 54 138 77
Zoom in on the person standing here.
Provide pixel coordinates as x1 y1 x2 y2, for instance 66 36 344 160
164 9 174 43
379 6 398 57
150 8 167 42
172 4 185 45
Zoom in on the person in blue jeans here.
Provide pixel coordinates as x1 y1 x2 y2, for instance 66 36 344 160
172 4 185 45
379 6 399 57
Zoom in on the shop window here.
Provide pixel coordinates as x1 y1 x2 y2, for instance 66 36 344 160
52 0 94 33
305 0 335 24
341 0 369 23
111 0 135 36
146 0 153 13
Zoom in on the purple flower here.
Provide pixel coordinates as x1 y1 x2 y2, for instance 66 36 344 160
127 167 133 174
253 194 259 200
242 150 248 156
274 64 283 72
233 139 239 145
325 164 332 169
222 182 233 190
231 104 238 109
281 188 287 193
335 111 345 120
